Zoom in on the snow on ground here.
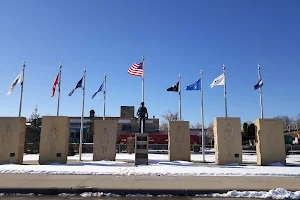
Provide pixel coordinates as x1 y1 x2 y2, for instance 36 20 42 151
2 188 300 199
207 188 300 199
0 153 299 177
76 188 300 199
22 152 300 164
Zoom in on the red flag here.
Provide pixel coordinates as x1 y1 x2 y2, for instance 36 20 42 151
51 73 59 97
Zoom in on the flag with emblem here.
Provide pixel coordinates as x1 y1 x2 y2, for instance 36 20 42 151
167 81 179 92
210 73 225 88
186 79 201 91
68 77 83 96
7 70 24 95
254 79 263 90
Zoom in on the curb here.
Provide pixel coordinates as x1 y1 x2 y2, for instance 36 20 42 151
0 188 234 196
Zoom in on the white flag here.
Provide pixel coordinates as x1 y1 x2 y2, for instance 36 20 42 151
7 71 23 95
210 73 225 88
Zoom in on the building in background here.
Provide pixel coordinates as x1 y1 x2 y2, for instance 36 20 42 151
69 106 161 143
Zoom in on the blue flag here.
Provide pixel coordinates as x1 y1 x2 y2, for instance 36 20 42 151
68 77 83 96
186 79 201 91
92 81 104 99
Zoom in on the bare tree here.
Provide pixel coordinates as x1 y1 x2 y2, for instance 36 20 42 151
161 109 179 121
274 115 294 127
159 121 168 133
190 122 202 129
206 122 214 144
159 109 180 133
295 114 300 127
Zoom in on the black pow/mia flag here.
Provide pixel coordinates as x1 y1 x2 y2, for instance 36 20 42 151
167 81 179 92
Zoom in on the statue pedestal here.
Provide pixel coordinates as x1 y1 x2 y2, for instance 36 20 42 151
134 133 148 165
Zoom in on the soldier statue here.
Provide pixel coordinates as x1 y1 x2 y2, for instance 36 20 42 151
136 102 148 133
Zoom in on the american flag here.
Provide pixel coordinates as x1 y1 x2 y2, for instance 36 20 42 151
128 62 143 77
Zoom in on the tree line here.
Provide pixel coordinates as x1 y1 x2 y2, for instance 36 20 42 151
159 109 300 145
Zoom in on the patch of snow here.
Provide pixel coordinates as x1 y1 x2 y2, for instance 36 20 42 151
206 188 300 199
80 192 120 197
61 188 300 199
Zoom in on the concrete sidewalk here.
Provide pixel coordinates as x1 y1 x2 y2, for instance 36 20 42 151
0 174 299 196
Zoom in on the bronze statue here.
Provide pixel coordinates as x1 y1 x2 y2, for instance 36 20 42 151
136 102 148 133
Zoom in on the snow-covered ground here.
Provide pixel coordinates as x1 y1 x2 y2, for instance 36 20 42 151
75 188 300 199
2 188 300 199
22 152 300 164
0 153 299 177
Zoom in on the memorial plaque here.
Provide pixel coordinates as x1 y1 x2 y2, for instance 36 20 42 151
214 117 242 165
39 116 70 165
0 117 26 164
93 120 118 161
168 121 190 161
255 118 286 165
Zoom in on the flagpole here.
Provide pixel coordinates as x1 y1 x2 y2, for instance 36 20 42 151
179 74 182 121
141 55 145 134
79 68 86 161
142 55 145 103
103 73 106 120
258 64 264 118
19 62 25 117
223 64 228 117
57 62 62 116
200 70 205 161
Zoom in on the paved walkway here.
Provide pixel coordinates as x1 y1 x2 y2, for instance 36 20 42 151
0 174 299 195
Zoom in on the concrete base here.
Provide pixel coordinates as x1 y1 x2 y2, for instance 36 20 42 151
39 116 70 165
135 133 148 165
214 117 242 165
168 121 190 161
0 117 26 164
93 120 118 161
254 118 286 165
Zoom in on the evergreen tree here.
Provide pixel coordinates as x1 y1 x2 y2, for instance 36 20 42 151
25 105 41 153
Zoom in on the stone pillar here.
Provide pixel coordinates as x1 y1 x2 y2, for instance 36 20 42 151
93 120 118 161
135 133 148 165
214 117 242 165
0 117 26 164
254 118 286 165
39 116 70 165
168 121 190 161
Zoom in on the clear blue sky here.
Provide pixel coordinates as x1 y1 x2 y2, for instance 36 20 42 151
0 0 299 126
